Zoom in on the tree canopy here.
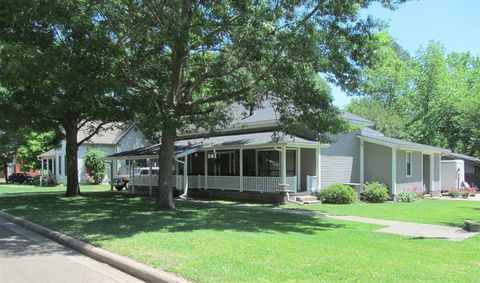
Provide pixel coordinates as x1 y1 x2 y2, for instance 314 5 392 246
104 0 404 209
0 0 127 195
347 39 480 158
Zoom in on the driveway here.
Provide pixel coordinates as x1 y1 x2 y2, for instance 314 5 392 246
0 216 142 283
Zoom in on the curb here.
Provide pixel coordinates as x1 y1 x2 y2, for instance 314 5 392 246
0 211 190 283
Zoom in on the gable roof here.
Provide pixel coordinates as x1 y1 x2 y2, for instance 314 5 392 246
77 122 128 145
358 128 449 154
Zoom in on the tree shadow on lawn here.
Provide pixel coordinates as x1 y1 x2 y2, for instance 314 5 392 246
0 193 345 243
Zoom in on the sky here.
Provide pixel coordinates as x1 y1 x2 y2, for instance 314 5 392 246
332 0 480 108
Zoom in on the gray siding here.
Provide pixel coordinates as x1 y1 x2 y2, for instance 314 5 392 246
396 150 422 194
364 142 392 190
321 132 360 188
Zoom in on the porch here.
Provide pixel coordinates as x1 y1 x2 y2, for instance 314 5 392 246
105 131 322 197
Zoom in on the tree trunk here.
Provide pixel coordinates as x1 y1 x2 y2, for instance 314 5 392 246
65 122 80 197
156 129 176 210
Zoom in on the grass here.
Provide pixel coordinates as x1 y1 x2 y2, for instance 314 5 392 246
0 183 111 195
0 193 479 282
281 199 480 227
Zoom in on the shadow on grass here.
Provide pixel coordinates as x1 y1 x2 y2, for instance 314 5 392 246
0 192 345 244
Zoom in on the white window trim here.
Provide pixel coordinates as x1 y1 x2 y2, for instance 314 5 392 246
406 151 412 177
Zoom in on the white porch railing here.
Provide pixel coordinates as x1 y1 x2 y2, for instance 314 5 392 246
306 175 319 192
130 175 297 192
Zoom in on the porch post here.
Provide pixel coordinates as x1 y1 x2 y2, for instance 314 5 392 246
391 148 397 198
204 151 208 190
280 146 287 186
316 146 321 191
239 148 243 192
110 161 114 191
430 154 435 194
131 160 135 194
296 147 301 193
183 154 188 193
149 158 153 196
47 159 50 179
360 139 365 192
40 158 44 186
175 159 179 189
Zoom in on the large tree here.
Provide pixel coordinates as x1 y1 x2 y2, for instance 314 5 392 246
107 0 403 209
347 40 480 158
0 0 126 196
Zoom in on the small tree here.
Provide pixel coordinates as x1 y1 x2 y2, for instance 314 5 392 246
84 150 106 184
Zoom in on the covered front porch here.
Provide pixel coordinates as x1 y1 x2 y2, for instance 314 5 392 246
105 132 322 198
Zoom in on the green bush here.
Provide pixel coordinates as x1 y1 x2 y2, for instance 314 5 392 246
84 149 106 184
397 192 417 202
448 190 460 198
318 184 356 204
363 182 390 203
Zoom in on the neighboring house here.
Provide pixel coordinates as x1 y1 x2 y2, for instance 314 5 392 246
106 102 450 201
38 123 150 184
441 152 480 187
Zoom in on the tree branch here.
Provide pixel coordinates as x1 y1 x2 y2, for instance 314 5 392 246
77 122 109 146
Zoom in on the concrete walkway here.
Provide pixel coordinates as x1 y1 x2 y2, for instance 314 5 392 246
0 216 142 283
228 204 478 242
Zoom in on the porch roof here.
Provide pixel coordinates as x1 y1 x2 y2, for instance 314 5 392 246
38 149 56 158
105 131 318 160
358 128 449 154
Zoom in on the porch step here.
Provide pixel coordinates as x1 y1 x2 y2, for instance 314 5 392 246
294 195 320 204
290 192 315 197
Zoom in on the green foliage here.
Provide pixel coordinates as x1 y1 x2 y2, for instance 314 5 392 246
448 190 460 198
397 192 417 202
363 182 390 203
16 132 58 171
348 40 480 159
318 184 356 204
84 150 106 184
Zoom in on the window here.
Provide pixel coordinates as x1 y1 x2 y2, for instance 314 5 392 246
257 150 280 177
286 149 296 177
406 151 412 177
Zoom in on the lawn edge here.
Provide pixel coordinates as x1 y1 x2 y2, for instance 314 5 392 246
0 210 191 283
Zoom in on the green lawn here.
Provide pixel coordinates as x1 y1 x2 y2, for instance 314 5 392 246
0 183 111 195
281 199 480 227
0 193 479 282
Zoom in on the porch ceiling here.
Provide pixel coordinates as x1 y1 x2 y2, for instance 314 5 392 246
105 131 318 160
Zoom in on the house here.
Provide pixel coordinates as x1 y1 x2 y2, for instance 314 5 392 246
441 152 480 187
105 103 449 202
38 123 150 184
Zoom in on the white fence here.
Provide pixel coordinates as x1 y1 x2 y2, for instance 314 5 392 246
129 174 297 192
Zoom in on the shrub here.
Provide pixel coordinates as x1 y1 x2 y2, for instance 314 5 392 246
448 189 460 198
397 192 417 202
84 149 106 184
363 182 390 203
318 184 356 204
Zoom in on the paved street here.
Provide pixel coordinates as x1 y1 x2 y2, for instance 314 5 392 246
0 216 143 283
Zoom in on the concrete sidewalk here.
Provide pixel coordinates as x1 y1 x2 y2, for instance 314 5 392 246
227 204 478 241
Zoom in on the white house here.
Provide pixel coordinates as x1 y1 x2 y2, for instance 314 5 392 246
38 123 150 184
